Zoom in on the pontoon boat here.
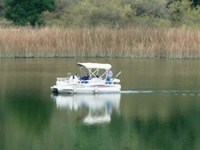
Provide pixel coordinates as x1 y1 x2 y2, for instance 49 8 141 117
50 62 121 94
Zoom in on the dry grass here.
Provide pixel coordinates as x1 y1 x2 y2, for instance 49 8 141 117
0 26 200 58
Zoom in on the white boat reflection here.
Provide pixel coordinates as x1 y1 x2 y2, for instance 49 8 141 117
51 94 121 125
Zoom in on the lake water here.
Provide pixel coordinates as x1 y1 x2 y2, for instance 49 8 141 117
1 58 200 150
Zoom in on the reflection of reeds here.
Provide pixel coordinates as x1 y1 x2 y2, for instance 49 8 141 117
0 27 200 58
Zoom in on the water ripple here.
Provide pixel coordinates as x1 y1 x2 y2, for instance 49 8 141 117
121 90 200 96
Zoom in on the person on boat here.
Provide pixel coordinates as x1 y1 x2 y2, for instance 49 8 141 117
73 74 78 79
81 74 90 83
106 70 113 84
69 74 79 82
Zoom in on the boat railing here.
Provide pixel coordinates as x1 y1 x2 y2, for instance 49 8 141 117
56 78 69 82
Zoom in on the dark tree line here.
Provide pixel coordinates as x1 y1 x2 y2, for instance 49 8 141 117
3 0 55 26
167 0 200 6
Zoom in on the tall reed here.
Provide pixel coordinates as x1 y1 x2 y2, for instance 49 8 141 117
0 26 200 58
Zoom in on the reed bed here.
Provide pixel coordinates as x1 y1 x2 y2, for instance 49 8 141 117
0 27 200 58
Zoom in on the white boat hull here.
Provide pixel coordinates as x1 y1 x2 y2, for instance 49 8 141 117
51 84 121 94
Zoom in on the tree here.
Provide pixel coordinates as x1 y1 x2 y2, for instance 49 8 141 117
4 0 55 26
191 0 200 7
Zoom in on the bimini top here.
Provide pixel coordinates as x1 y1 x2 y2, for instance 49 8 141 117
77 62 112 70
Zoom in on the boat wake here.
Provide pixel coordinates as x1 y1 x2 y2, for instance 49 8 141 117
120 90 154 94
121 90 200 96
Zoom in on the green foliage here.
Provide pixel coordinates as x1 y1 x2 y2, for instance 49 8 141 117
59 0 135 27
166 0 200 27
0 0 3 17
2 0 200 28
191 0 200 7
180 3 200 27
41 0 174 28
4 0 55 26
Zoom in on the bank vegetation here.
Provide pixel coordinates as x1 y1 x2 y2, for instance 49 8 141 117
0 27 200 58
0 0 200 58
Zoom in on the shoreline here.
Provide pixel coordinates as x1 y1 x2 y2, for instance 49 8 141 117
0 27 200 59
